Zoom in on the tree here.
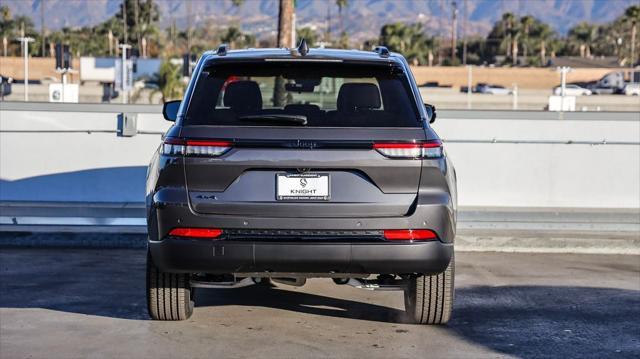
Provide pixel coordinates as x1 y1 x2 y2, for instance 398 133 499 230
150 60 185 102
0 5 15 56
379 23 436 65
220 26 255 48
568 22 598 58
502 13 520 65
531 22 555 66
274 0 294 107
623 5 640 65
296 27 318 47
520 15 535 62
115 0 160 53
486 12 521 65
336 0 348 35
277 0 294 48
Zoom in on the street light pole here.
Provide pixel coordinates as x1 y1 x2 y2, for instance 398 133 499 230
119 44 131 104
16 37 35 101
556 66 572 113
451 1 458 63
466 65 472 109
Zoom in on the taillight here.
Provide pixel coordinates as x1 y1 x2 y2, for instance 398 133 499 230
373 140 443 159
169 228 223 239
383 229 438 241
162 137 186 156
161 138 232 157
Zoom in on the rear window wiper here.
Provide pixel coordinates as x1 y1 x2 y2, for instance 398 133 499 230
237 114 308 126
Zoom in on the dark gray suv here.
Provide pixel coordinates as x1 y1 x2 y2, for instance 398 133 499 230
146 44 457 325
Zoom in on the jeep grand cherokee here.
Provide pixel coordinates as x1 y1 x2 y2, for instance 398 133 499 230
146 43 457 325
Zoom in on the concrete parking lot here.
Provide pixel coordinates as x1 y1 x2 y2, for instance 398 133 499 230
0 243 638 359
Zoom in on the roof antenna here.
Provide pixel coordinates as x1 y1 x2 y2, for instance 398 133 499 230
297 38 309 56
216 44 228 56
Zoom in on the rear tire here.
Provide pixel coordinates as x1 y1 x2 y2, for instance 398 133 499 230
146 248 194 321
404 254 454 325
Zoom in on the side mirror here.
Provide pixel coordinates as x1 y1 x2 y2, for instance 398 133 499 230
162 100 181 122
424 103 437 124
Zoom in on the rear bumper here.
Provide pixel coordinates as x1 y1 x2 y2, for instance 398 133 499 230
149 188 456 242
148 187 456 275
149 238 453 275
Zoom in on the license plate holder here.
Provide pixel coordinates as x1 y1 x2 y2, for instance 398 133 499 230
276 173 330 201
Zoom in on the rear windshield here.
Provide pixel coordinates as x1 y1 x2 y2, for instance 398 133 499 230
184 62 421 127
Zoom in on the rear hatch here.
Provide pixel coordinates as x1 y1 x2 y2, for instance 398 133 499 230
177 58 432 218
180 126 426 218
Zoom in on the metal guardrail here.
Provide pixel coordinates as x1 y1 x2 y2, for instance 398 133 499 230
443 139 640 146
0 101 162 114
2 102 639 145
2 101 640 121
0 129 165 135
1 130 637 145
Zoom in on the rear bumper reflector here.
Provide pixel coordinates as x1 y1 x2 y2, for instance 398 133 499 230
383 229 438 241
169 228 224 239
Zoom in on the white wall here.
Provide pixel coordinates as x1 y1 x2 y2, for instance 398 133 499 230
1 105 638 208
432 117 640 208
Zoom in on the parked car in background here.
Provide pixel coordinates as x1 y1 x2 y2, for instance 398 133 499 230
476 83 511 95
623 83 640 96
553 84 592 96
588 85 619 95
0 75 13 99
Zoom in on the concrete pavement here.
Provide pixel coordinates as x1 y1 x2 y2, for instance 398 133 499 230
0 245 638 358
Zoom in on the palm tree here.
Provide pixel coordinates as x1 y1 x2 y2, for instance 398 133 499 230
150 60 186 103
568 22 598 58
501 13 516 58
379 22 435 65
0 5 14 57
533 22 554 66
520 15 535 63
274 0 294 107
220 26 255 48
336 0 348 37
623 5 640 65
297 27 319 47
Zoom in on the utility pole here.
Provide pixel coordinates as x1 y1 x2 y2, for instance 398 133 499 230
274 0 294 107
291 11 297 48
122 0 128 45
186 0 192 54
119 44 132 104
466 65 472 109
325 1 331 44
631 22 636 69
108 30 113 56
462 0 468 65
134 0 140 52
451 1 458 63
557 66 572 113
277 0 294 48
17 37 35 101
40 0 46 56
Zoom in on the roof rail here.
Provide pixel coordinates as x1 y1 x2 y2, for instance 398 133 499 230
374 46 390 58
216 44 228 56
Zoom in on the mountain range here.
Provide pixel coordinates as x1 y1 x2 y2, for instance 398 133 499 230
4 0 638 42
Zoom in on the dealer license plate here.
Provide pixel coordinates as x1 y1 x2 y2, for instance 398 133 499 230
276 173 330 201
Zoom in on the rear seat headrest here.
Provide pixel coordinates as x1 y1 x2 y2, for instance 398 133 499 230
224 80 262 112
337 83 382 112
